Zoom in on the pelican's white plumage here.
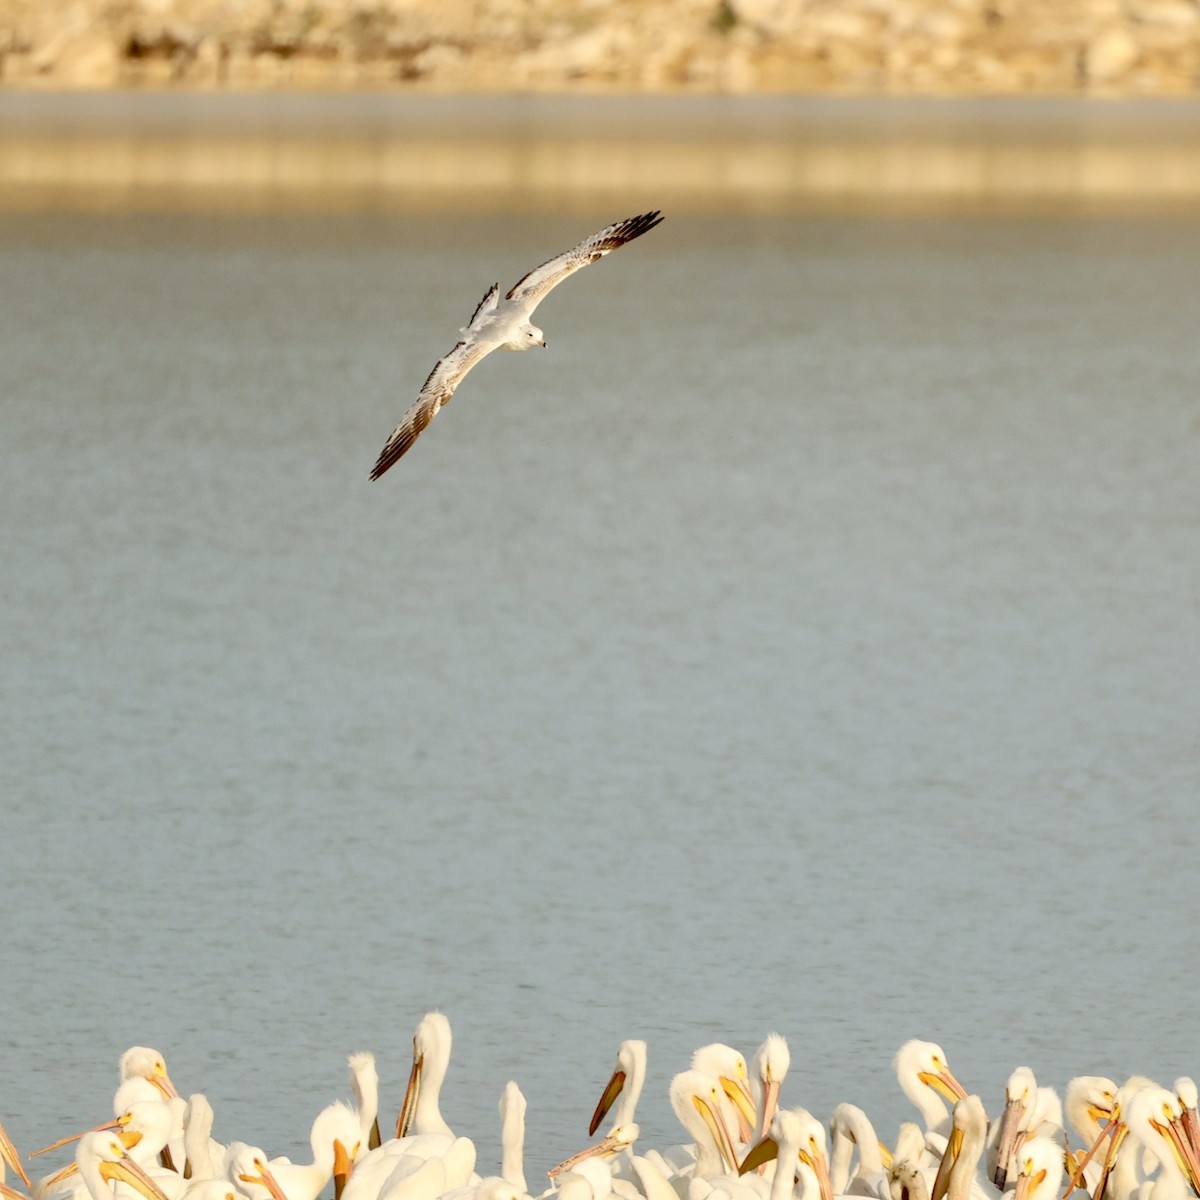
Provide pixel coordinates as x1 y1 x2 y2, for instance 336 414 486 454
181 1096 225 1185
749 1037 790 1146
349 1054 382 1155
497 1083 527 1196
927 1097 994 1200
828 1104 885 1197
368 211 664 477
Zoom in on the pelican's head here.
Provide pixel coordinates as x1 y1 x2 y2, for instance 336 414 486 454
668 1070 741 1176
1065 1076 1117 1142
894 1040 968 1109
741 1109 834 1200
751 1034 790 1137
1011 1137 1065 1200
119 1048 179 1101
78 1132 172 1200
692 1044 756 1142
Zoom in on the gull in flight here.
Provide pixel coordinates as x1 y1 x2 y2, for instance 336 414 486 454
369 210 664 478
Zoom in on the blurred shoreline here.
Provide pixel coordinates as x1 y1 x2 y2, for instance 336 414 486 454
5 92 1200 213
4 0 1200 96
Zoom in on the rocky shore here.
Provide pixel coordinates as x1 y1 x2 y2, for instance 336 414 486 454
2 0 1200 94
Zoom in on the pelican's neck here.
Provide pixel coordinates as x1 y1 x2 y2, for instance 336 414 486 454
770 1156 798 1200
946 1100 988 1200
414 1022 453 1138
499 1083 527 1194
349 1055 379 1147
1127 1106 1183 1197
78 1153 115 1200
184 1095 216 1182
613 1042 648 1130
795 1163 825 1200
830 1127 855 1195
831 1104 882 1182
904 1084 950 1139
895 1049 951 1137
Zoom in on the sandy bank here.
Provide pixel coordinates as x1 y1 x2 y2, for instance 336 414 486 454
3 0 1200 95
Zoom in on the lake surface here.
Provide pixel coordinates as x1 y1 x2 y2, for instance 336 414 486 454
1 195 1198 1182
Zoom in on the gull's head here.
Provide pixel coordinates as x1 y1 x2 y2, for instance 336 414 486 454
524 324 546 350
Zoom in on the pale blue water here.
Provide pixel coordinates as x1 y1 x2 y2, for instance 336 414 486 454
1 205 1198 1184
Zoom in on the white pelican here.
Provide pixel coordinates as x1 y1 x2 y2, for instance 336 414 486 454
927 1097 994 1200
691 1048 756 1148
342 1014 478 1200
368 211 663 477
987 1070 1063 1190
499 1083 528 1195
1089 1085 1200 1200
73 1134 172 1200
893 1044 970 1144
396 1014 456 1142
1070 1080 1164 1200
647 1071 741 1190
1008 1139 1063 1200
2 1120 32 1198
350 1055 382 1155
739 1108 835 1200
590 1044 649 1137
180 1097 225 1184
42 1103 182 1200
225 1145 290 1200
263 1102 361 1200
1127 1086 1200 1200
1064 1077 1118 1196
828 1104 886 1197
749 1038 790 1146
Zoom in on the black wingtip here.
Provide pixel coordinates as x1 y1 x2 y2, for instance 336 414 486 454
369 439 408 480
619 210 664 241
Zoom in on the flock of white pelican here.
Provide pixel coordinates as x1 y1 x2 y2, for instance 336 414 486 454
3 1018 1198 1200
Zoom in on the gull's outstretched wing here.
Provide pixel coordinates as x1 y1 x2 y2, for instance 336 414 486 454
505 211 663 313
369 337 493 479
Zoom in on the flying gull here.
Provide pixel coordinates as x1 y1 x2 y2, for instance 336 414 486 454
369 210 664 479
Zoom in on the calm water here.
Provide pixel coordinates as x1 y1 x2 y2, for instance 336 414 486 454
1 205 1198 1181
